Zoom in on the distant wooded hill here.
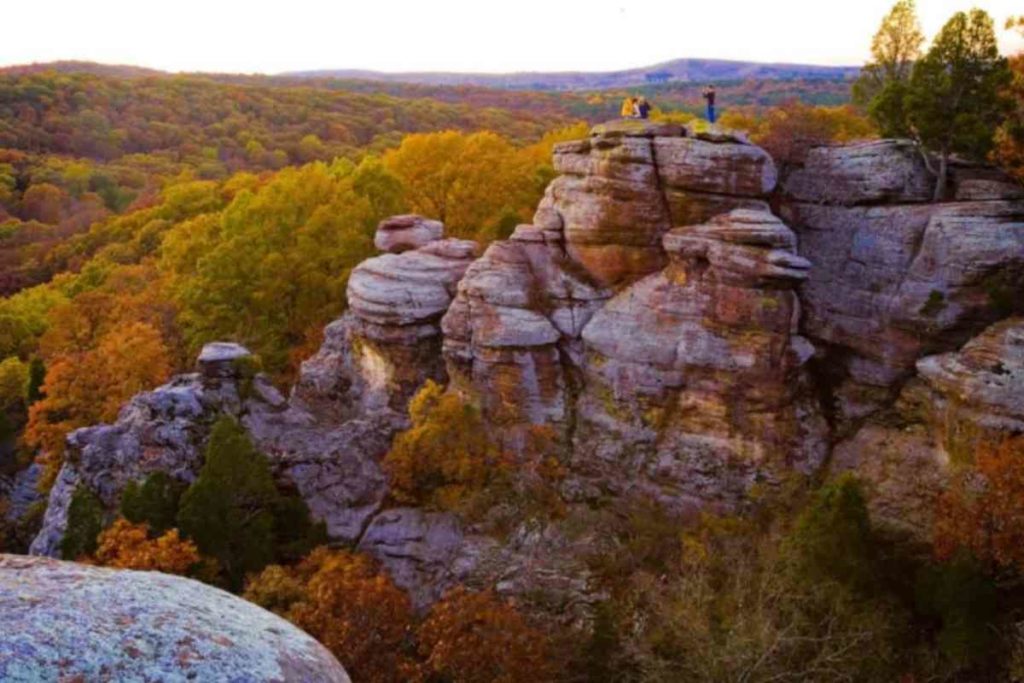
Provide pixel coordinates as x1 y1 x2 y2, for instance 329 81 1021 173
286 58 860 91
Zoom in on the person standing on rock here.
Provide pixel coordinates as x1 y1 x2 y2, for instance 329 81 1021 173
637 97 651 119
621 96 637 118
702 85 717 123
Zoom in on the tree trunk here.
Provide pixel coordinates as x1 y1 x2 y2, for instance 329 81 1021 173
933 148 948 202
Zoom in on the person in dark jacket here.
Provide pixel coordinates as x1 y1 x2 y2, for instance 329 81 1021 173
702 85 717 123
637 97 651 119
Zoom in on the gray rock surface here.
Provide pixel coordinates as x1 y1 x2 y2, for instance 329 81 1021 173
0 554 349 682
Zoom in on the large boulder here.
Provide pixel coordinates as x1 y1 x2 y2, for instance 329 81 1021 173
571 210 827 507
0 554 348 682
832 318 1024 538
374 214 444 253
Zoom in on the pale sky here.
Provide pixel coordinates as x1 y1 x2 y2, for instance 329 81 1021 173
4 0 1023 74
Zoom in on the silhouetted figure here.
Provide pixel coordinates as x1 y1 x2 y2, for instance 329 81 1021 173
702 85 717 123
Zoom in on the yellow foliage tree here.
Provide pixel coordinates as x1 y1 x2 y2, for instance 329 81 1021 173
383 380 504 510
384 130 543 241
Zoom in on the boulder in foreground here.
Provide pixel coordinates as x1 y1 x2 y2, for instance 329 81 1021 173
0 554 350 683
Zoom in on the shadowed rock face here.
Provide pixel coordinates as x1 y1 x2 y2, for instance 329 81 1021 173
831 317 1024 538
780 141 1024 430
0 554 349 682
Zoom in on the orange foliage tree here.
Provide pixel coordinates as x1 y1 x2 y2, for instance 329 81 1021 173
416 587 557 683
934 436 1024 572
25 321 171 487
244 547 417 683
92 517 200 575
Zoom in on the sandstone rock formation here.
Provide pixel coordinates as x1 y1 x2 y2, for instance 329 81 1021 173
0 554 349 682
294 223 477 419
374 214 444 253
537 118 776 288
442 224 607 441
572 210 826 506
780 140 1024 430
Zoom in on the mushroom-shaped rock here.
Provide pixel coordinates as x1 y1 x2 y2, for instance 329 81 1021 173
374 214 444 253
197 341 253 380
0 554 349 682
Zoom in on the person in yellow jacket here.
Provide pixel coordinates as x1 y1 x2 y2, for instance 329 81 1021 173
621 96 637 118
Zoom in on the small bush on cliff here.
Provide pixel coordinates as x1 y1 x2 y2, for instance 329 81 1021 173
383 380 505 511
120 471 187 536
60 485 105 560
176 416 325 589
245 547 418 683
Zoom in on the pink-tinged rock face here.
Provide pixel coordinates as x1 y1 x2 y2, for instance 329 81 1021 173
373 214 444 253
544 126 778 289
442 228 608 436
573 210 826 507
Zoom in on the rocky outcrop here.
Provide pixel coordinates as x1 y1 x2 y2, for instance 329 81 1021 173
21 123 1024 626
571 210 827 506
780 140 1024 429
294 223 477 419
442 224 607 440
832 317 1024 538
0 554 348 682
538 118 776 288
29 344 277 557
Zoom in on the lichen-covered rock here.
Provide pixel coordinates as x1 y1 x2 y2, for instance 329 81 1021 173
832 318 1024 539
0 554 349 682
781 196 1024 429
357 507 469 610
374 214 444 253
572 210 827 507
784 139 935 205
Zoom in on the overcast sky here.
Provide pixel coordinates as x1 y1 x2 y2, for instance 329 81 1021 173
4 0 1023 74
